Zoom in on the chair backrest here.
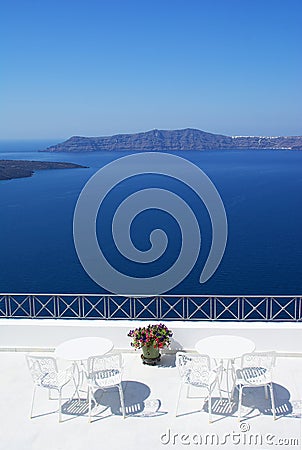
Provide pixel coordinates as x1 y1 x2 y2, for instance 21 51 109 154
26 355 58 386
176 352 211 384
87 353 123 386
241 351 276 370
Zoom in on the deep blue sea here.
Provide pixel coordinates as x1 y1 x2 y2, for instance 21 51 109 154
0 140 301 295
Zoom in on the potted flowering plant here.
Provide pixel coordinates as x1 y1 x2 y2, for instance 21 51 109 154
128 323 173 365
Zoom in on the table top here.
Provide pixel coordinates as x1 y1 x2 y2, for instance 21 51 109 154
55 337 113 361
195 335 255 360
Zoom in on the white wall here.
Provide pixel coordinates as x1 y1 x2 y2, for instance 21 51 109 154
0 319 302 355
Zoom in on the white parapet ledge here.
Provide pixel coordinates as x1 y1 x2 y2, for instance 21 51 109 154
0 318 302 356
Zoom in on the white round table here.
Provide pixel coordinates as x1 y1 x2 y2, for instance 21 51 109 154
195 335 255 360
195 335 255 401
55 337 113 361
55 337 114 397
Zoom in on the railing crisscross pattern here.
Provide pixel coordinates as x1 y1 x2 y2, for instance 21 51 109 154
0 294 301 321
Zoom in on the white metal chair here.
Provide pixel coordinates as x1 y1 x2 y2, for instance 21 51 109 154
86 353 125 422
175 352 221 423
235 351 276 421
26 354 75 422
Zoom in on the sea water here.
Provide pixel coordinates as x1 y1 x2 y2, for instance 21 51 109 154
0 140 301 295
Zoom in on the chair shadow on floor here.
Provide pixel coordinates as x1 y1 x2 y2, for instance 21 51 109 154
181 397 237 424
232 382 296 421
61 380 167 421
203 397 238 421
190 383 298 424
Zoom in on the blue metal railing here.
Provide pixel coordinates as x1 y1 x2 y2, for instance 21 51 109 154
0 294 301 321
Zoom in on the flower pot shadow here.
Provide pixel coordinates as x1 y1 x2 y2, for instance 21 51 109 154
169 338 183 351
156 353 176 368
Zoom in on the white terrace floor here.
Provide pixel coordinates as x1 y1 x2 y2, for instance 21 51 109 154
0 347 301 450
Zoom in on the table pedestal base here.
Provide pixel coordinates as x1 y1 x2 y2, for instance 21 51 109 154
215 358 236 403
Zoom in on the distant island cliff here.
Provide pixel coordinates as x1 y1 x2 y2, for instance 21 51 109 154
0 160 86 181
42 128 302 152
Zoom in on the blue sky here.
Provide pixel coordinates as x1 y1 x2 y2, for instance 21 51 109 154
1 0 301 139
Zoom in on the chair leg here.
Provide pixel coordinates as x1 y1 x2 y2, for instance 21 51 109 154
58 388 62 423
88 387 92 423
217 373 223 402
269 383 276 420
30 386 37 419
231 383 236 402
49 388 60 401
238 386 243 421
73 376 80 401
208 391 212 423
118 384 126 419
230 361 236 401
175 383 183 417
186 384 190 398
